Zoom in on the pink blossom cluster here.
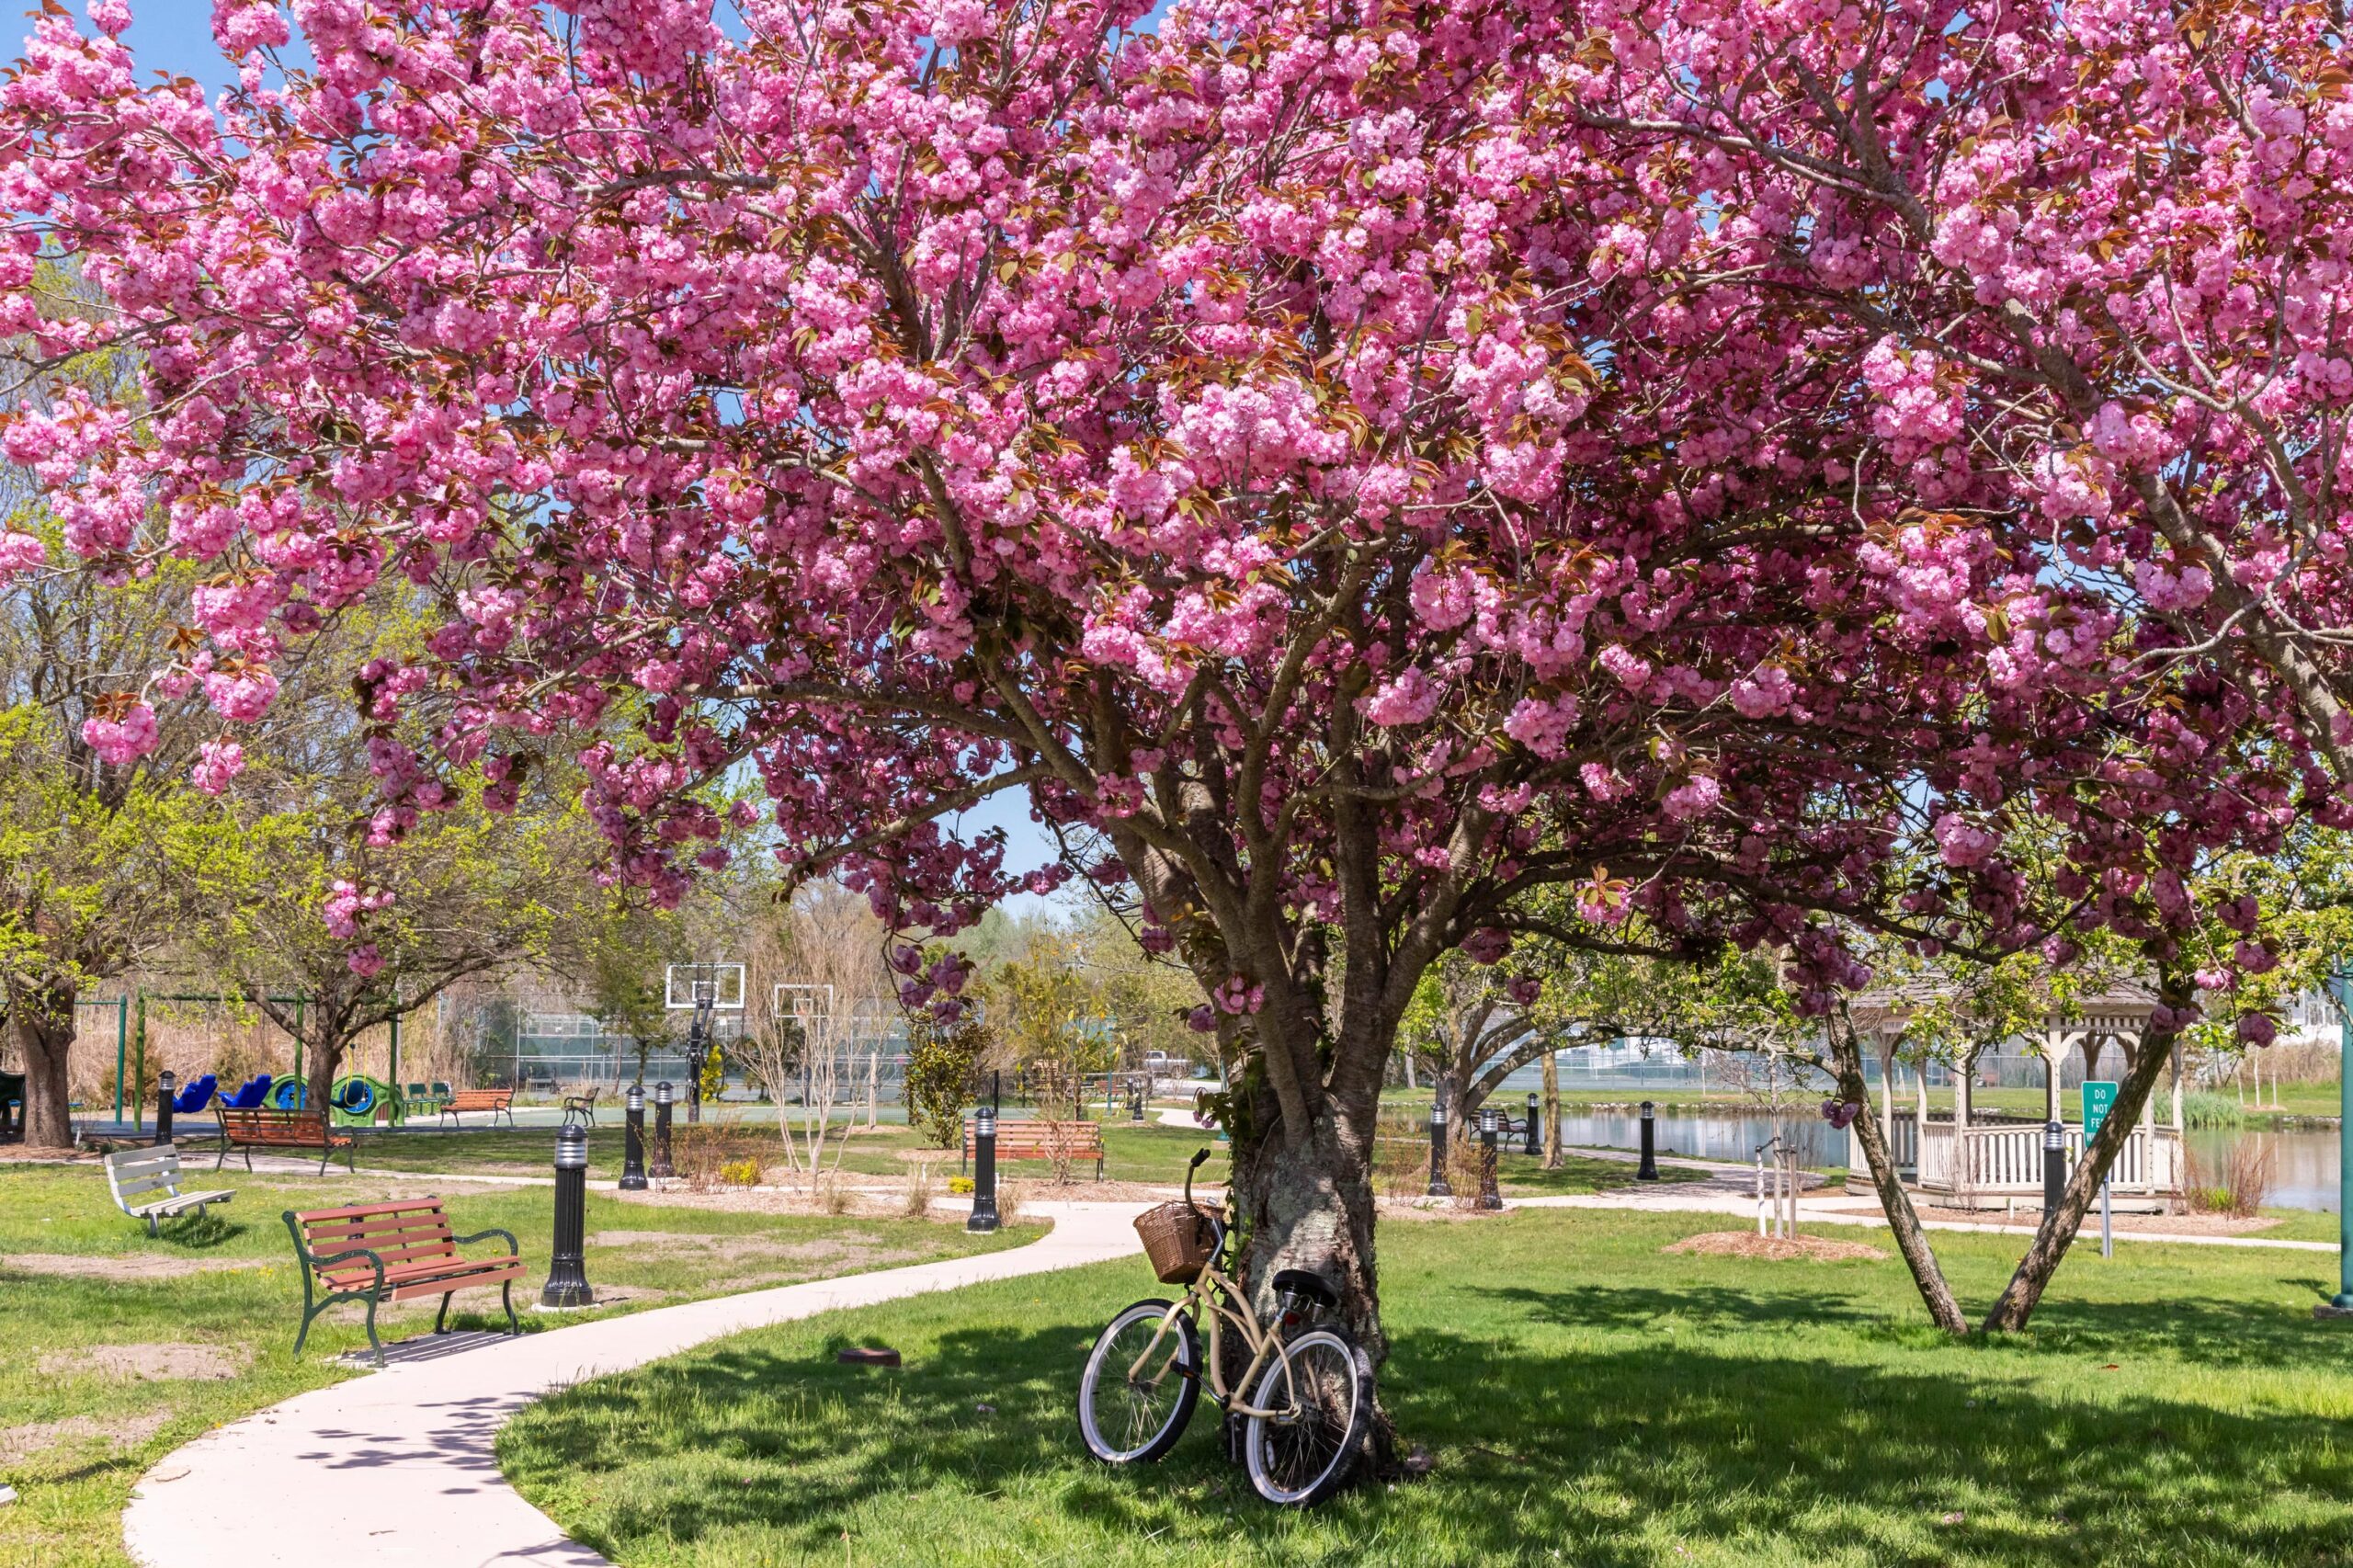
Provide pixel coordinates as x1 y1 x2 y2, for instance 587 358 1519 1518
0 0 2329 1034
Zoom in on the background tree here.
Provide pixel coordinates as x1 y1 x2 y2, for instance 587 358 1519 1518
212 698 590 1110
740 882 891 1195
576 903 688 1085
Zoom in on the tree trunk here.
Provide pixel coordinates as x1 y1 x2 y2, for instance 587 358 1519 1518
1224 1056 1394 1469
306 1034 346 1117
1540 1046 1563 1169
1981 1006 2185 1332
1829 1025 1969 1335
12 984 76 1151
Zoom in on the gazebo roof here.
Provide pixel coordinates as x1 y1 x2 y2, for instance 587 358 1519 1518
1847 979 2158 1040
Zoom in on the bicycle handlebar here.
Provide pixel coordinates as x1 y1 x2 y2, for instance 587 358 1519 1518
1184 1147 1231 1264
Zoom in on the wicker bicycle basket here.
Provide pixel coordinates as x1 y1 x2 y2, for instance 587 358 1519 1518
1134 1201 1216 1285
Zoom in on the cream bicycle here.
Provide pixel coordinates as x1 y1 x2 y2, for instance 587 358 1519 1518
1076 1149 1373 1506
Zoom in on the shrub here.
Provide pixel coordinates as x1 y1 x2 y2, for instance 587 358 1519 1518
948 1176 974 1195
904 1159 938 1218
2183 1092 2243 1130
673 1117 767 1191
905 1014 991 1149
2183 1138 2274 1217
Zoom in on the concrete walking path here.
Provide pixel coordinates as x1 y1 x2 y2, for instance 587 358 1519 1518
122 1201 1148 1568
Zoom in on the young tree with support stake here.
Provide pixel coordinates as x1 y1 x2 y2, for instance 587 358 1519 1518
0 0 2314 1414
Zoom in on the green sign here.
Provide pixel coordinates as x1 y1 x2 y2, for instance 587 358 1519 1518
2082 1080 2120 1141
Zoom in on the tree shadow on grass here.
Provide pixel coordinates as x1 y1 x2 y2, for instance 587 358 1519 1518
503 1296 2353 1567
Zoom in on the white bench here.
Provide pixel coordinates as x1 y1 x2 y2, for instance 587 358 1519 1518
105 1143 234 1236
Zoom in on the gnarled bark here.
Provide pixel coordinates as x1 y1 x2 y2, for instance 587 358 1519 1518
1224 1050 1392 1466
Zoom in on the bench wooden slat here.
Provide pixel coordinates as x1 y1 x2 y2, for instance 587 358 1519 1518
323 1255 522 1290
299 1210 454 1240
291 1199 440 1223
221 1108 355 1174
959 1119 1107 1177
284 1196 524 1365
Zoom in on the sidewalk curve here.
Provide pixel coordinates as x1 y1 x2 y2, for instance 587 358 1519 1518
123 1201 1146 1568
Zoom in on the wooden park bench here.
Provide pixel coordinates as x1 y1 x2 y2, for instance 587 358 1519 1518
105 1143 233 1236
218 1107 357 1175
284 1199 523 1365
961 1117 1106 1180
561 1085 600 1126
438 1087 517 1128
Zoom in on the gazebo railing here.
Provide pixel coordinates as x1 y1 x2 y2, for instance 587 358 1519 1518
1850 1118 2182 1201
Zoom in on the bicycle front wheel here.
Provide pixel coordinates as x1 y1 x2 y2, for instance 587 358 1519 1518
1242 1326 1373 1506
1077 1298 1200 1463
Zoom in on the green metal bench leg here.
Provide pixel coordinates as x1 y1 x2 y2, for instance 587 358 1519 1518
362 1295 385 1366
502 1278 517 1335
435 1292 455 1334
292 1301 318 1358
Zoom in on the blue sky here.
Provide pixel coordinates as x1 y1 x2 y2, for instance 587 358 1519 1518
63 2 1069 915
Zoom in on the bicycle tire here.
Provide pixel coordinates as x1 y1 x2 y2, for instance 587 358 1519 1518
1242 1325 1373 1506
1077 1298 1200 1464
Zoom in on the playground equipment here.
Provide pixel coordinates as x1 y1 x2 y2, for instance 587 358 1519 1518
168 1074 219 1115
219 1074 274 1111
328 1074 403 1127
267 1078 310 1110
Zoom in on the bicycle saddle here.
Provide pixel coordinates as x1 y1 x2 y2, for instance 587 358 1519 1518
1271 1268 1339 1311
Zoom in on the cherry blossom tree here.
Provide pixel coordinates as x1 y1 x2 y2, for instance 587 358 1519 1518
0 0 2298 1370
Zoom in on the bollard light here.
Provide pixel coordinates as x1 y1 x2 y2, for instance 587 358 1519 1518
1427 1098 1452 1198
2043 1119 2067 1216
541 1121 594 1308
620 1082 648 1191
650 1080 676 1180
968 1105 1001 1232
1525 1091 1541 1157
1636 1099 1660 1181
154 1070 176 1147
1477 1107 1504 1211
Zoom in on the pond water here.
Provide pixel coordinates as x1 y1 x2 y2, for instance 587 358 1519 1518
1540 1104 2347 1212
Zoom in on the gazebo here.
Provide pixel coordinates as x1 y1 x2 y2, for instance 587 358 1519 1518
1844 983 2185 1210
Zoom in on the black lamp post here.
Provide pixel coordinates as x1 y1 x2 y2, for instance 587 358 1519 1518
968 1105 1000 1233
620 1083 648 1191
2043 1119 2067 1215
1427 1096 1451 1198
1636 1100 1660 1180
1477 1106 1504 1210
1524 1090 1541 1157
541 1121 594 1309
154 1070 176 1146
650 1080 676 1180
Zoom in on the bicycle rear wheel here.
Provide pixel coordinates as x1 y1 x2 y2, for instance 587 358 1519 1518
1077 1298 1200 1463
1242 1326 1373 1506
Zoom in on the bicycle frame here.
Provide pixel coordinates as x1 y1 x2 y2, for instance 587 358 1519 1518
1123 1227 1302 1421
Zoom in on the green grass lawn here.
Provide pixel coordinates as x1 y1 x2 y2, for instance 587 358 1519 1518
503 1208 2353 1568
0 1163 1034 1568
338 1114 1218 1187
1496 1152 1713 1197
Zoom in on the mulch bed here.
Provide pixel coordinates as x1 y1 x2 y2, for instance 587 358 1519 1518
1665 1230 1890 1262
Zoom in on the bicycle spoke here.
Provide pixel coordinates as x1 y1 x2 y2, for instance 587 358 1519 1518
1080 1304 1197 1464
1248 1333 1364 1504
